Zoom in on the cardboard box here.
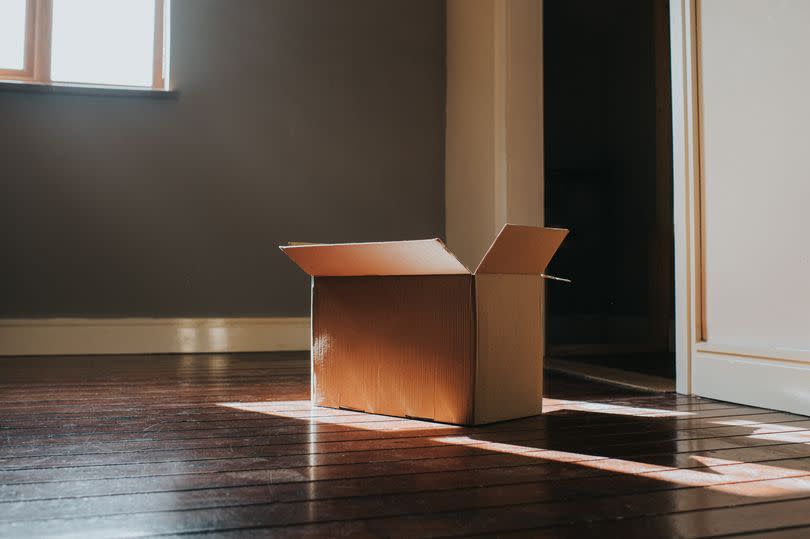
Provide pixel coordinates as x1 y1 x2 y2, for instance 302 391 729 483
280 224 568 425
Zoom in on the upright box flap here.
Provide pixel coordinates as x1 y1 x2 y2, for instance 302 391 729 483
280 239 471 276
475 224 569 275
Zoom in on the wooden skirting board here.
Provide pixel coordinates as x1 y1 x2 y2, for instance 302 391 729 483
0 317 310 356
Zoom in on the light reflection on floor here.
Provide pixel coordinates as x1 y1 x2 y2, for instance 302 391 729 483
217 397 810 497
429 436 810 496
543 398 695 417
711 418 810 443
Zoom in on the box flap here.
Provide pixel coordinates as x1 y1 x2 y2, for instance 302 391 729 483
280 239 471 276
475 224 569 275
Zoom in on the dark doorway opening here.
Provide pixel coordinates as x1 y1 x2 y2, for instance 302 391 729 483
543 0 675 383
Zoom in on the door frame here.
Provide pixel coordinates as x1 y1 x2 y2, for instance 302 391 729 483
538 0 810 403
446 0 701 395
669 0 703 395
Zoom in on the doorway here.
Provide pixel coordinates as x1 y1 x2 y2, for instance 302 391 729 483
543 0 675 389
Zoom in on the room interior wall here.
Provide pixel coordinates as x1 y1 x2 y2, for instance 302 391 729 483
0 0 446 319
445 0 544 271
445 0 497 269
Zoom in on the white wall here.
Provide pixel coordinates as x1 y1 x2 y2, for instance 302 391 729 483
446 0 497 269
445 0 544 270
700 0 810 353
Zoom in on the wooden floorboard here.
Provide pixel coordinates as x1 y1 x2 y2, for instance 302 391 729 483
1 353 809 537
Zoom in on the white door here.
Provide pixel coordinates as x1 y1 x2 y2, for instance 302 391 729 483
687 0 810 414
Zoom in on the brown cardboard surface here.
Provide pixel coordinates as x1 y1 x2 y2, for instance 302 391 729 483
475 224 569 275
280 240 470 276
312 276 475 424
474 273 543 423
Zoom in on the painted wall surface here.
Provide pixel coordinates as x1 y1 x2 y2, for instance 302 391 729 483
700 0 810 350
445 0 544 271
0 0 446 317
445 0 497 270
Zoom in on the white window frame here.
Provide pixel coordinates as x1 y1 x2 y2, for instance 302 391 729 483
0 0 170 90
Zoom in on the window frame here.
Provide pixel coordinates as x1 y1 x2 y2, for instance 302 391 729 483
0 0 169 90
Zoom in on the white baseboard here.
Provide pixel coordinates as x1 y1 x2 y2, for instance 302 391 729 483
693 351 810 416
0 317 311 357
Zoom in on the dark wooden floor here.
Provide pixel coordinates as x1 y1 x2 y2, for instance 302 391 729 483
2 354 810 538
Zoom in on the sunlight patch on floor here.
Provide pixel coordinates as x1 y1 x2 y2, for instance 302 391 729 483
431 436 810 497
214 398 810 496
710 418 810 443
543 398 695 417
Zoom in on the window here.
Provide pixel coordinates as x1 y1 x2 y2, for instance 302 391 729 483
0 0 169 89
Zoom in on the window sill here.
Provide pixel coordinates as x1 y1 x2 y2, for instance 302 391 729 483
0 80 178 98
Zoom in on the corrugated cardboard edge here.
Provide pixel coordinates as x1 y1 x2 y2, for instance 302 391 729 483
473 274 543 424
280 238 471 276
474 224 569 275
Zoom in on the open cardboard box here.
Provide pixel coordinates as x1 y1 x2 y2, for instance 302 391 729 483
281 224 568 425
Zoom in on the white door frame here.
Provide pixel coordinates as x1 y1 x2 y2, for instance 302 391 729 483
669 0 703 395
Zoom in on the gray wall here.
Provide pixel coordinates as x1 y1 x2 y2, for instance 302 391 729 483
0 0 446 318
